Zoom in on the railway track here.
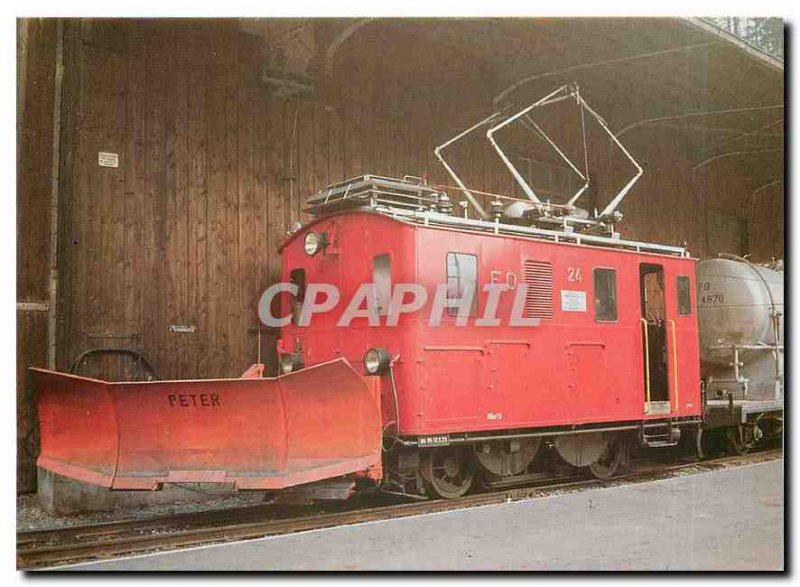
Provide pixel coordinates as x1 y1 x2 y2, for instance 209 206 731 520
18 448 781 570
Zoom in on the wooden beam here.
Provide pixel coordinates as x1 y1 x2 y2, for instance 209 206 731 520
47 20 64 369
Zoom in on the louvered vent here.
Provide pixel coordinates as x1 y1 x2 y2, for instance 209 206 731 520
522 260 554 319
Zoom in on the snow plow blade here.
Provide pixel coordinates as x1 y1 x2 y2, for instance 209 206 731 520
32 359 381 490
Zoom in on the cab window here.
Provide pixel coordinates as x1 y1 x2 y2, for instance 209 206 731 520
446 253 478 317
289 268 306 325
373 254 391 316
677 275 692 315
593 268 617 322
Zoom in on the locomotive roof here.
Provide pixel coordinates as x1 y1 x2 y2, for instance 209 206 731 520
282 175 691 259
282 211 690 263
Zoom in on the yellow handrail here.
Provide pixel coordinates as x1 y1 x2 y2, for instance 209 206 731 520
640 318 651 406
669 319 679 410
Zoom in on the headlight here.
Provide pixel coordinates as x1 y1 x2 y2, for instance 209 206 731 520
280 353 304 374
304 231 328 256
363 347 391 375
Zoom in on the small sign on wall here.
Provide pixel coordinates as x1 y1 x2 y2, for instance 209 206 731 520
170 324 197 333
560 290 587 312
98 152 119 168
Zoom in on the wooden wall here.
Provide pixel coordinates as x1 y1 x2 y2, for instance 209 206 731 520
51 20 502 385
17 19 58 492
55 21 286 384
17 18 783 492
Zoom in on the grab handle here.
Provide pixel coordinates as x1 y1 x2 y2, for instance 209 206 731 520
640 318 651 406
669 319 679 410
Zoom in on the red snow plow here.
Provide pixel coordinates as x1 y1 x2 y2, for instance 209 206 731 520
31 359 382 490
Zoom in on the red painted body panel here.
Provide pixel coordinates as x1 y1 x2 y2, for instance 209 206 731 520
33 359 381 489
281 212 702 436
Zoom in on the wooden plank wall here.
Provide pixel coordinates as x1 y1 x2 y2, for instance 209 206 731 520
18 18 783 492
56 21 287 382
53 20 506 383
17 19 58 493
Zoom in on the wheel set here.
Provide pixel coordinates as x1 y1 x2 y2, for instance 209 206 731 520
418 434 631 499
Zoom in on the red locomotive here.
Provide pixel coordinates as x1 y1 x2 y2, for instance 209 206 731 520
273 173 701 498
30 85 777 501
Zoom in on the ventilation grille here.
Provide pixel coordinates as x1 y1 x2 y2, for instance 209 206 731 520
522 260 554 319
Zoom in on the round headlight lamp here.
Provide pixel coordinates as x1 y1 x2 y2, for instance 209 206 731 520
304 232 320 256
363 347 391 375
304 231 328 256
280 352 304 375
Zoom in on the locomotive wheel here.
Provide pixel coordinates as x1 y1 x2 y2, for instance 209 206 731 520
555 432 608 468
588 436 627 479
420 447 475 499
474 438 540 477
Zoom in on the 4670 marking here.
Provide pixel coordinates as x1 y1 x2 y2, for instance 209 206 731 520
701 294 725 304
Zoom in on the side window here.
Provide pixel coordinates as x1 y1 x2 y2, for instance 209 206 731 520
593 268 617 322
677 275 692 316
446 253 478 317
289 268 306 325
373 254 391 316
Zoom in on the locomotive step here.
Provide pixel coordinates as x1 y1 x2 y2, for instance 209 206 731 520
641 428 681 448
642 439 680 448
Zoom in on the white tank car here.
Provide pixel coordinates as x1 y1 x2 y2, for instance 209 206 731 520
697 255 784 401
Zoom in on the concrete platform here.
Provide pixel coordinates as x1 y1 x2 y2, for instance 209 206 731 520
66 459 783 571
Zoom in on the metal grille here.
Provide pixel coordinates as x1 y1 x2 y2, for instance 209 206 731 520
523 260 554 319
304 175 443 216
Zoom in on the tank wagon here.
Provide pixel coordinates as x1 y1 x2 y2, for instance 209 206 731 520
30 84 780 500
696 256 784 455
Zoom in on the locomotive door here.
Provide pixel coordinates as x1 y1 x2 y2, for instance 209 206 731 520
639 264 671 414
